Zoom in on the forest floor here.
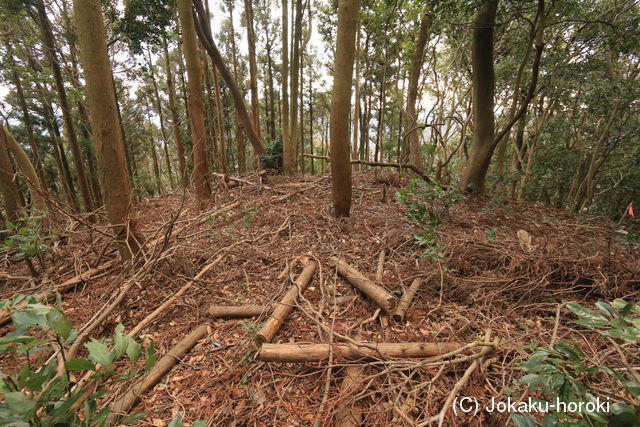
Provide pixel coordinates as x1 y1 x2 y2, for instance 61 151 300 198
1 171 638 426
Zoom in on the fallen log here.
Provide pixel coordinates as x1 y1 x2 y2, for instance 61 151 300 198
255 260 317 344
258 342 464 363
335 366 366 427
393 278 423 322
328 257 397 314
109 324 209 422
207 304 271 318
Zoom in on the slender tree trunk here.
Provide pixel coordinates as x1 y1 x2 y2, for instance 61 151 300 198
162 36 188 187
33 0 93 212
459 0 499 193
352 28 360 171
0 128 23 222
330 0 360 217
73 0 144 260
146 49 175 189
40 91 78 210
211 64 229 175
244 0 261 139
281 0 292 173
225 4 246 173
177 0 212 205
309 62 315 175
192 0 265 168
7 48 47 189
403 2 430 171
1 126 47 213
288 0 303 173
266 39 277 142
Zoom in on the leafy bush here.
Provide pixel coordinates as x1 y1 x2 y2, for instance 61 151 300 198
259 138 283 171
396 178 462 262
513 299 640 426
0 295 153 426
1 213 51 276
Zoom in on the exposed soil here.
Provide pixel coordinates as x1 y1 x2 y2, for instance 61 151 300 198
1 171 638 426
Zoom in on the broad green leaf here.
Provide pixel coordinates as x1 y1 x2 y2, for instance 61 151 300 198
66 358 96 371
4 392 36 416
125 336 142 364
121 411 148 425
46 309 72 340
145 340 156 372
85 339 113 367
167 413 183 427
191 420 208 427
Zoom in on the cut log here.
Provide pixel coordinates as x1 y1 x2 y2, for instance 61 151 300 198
109 324 209 422
393 278 423 322
255 260 317 344
258 342 464 363
206 304 271 318
335 366 366 427
328 257 398 314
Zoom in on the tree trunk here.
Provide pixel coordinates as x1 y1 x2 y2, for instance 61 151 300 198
225 3 246 173
212 64 229 175
351 28 360 171
1 126 47 213
73 0 144 260
459 0 499 193
177 0 212 206
192 0 266 169
163 35 188 188
146 49 175 189
0 129 23 222
7 46 47 189
281 0 292 173
330 0 360 217
39 89 78 210
33 0 93 212
244 0 261 139
403 2 430 171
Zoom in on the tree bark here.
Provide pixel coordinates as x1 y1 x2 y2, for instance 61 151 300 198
177 0 212 206
459 0 499 193
403 2 430 171
1 126 47 213
330 0 360 217
192 0 266 168
244 0 261 140
162 37 188 187
0 129 22 222
73 0 144 260
33 0 93 212
281 0 292 174
146 48 175 189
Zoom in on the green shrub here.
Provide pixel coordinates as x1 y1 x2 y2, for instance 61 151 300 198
513 299 640 426
0 295 153 426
